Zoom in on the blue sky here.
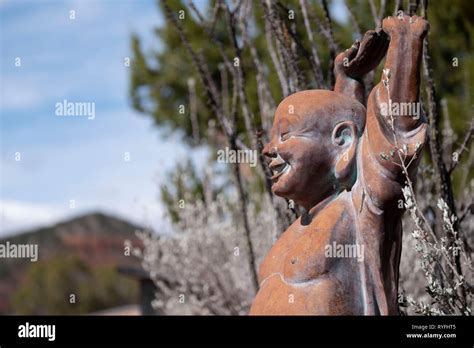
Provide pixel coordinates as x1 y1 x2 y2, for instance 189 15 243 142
0 0 211 236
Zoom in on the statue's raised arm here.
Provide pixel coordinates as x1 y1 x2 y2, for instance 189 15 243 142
334 29 388 104
361 13 429 208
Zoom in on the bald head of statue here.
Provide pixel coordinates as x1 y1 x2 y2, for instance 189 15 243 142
262 90 366 211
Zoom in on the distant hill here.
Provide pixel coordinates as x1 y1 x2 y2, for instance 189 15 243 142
0 212 144 314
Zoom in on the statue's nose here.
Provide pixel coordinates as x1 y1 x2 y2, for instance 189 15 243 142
262 142 277 158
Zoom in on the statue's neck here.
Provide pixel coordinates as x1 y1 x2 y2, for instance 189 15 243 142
300 192 338 225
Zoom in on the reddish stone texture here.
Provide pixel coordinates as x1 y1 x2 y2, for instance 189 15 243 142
251 14 429 315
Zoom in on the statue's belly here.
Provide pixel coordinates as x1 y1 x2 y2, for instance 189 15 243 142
249 272 354 315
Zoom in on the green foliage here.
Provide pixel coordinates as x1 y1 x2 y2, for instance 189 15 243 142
12 255 138 314
427 0 473 126
161 160 206 223
130 0 232 144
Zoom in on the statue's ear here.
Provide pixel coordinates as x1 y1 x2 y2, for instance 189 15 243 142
332 121 358 189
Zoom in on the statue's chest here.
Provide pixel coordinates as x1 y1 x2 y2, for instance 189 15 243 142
279 222 335 283
259 207 353 284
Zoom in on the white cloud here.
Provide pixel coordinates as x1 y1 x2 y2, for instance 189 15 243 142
0 72 73 110
0 199 66 237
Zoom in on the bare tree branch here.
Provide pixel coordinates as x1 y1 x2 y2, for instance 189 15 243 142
409 0 420 15
299 0 325 88
394 0 403 15
449 119 473 173
261 0 302 92
421 0 466 305
187 78 200 144
320 0 338 87
260 2 289 96
343 0 362 39
369 0 386 27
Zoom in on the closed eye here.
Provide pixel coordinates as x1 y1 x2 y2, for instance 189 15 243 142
280 132 291 142
280 131 312 141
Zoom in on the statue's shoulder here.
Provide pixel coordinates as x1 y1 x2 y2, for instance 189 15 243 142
297 192 357 248
309 191 355 226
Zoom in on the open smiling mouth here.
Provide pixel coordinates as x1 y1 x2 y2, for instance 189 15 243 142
270 153 291 181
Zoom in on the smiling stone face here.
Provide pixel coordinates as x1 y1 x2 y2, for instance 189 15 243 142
262 90 366 210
